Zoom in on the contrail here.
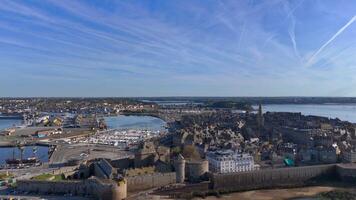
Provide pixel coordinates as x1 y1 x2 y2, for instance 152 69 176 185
306 15 356 66
282 0 303 60
284 0 305 21
288 15 301 60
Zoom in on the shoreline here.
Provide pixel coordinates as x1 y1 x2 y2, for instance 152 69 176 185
0 142 50 148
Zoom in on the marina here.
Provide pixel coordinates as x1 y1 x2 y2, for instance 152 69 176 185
104 115 166 131
81 115 167 149
82 129 162 149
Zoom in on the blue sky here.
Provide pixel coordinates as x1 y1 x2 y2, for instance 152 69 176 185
0 0 356 97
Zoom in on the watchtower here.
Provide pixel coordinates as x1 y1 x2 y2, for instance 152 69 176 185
174 154 186 183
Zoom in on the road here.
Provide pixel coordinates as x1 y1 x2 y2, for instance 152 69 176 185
0 165 73 180
0 194 93 200
50 143 133 164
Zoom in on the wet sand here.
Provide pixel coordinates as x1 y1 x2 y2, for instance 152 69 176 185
199 186 336 200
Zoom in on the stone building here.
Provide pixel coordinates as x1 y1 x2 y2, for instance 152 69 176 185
343 150 356 163
299 146 337 164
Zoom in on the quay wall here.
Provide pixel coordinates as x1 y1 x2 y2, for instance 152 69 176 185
16 177 126 200
126 172 176 192
211 164 336 192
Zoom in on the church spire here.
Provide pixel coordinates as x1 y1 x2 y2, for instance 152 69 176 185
257 104 264 127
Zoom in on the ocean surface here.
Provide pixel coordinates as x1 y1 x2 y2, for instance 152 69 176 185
0 145 49 165
104 115 166 131
0 118 22 131
260 104 356 123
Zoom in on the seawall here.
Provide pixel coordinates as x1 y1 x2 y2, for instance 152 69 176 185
126 172 176 192
211 164 337 192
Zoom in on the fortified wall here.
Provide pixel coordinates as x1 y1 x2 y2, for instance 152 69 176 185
50 165 79 177
336 164 356 182
211 164 336 192
126 172 176 192
185 160 209 182
16 177 127 200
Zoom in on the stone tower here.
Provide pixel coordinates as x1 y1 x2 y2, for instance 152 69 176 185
174 154 186 183
134 141 157 168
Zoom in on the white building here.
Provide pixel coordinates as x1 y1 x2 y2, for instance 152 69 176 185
206 150 258 173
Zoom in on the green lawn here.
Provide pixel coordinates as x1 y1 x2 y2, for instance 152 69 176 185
53 174 65 181
0 173 13 180
32 173 64 181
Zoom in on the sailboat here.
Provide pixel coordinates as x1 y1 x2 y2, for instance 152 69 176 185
5 145 39 166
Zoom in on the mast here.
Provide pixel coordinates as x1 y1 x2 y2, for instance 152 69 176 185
33 146 37 157
16 141 25 163
19 146 24 163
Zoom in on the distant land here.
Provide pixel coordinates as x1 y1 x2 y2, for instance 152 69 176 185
3 97 356 105
136 97 356 105
2 97 356 106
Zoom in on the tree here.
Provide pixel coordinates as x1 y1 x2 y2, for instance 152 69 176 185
182 145 201 161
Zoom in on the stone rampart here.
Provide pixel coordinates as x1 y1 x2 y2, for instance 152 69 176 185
336 164 356 182
50 165 79 178
126 172 176 192
51 165 78 174
211 164 336 192
186 160 209 182
16 177 126 200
